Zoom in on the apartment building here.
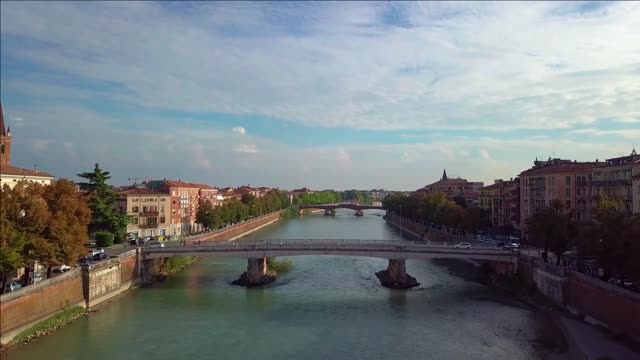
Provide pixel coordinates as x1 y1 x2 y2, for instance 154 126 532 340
592 149 639 214
479 178 520 233
116 188 172 237
519 158 599 232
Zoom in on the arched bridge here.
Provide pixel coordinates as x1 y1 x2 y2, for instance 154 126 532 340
142 240 518 289
298 203 384 216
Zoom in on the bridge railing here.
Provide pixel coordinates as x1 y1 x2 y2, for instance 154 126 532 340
145 239 510 252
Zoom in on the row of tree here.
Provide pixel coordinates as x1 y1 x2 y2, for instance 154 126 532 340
382 192 490 235
1 180 91 292
196 190 291 231
527 196 640 279
293 190 372 205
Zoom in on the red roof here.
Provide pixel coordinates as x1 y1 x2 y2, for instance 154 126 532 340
163 180 202 189
520 162 599 176
118 188 168 196
0 164 53 177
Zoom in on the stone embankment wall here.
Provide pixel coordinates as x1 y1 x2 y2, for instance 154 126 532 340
567 271 640 341
0 249 140 345
191 211 281 243
0 268 84 340
384 213 469 243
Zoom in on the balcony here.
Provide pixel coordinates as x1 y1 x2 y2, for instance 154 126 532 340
140 210 159 216
138 223 159 229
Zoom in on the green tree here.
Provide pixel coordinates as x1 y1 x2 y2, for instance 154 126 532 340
526 199 574 265
77 163 128 242
452 195 467 208
196 201 216 230
0 186 26 293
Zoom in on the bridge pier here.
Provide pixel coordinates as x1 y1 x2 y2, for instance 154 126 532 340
324 209 335 216
354 210 364 216
376 259 419 289
232 258 275 287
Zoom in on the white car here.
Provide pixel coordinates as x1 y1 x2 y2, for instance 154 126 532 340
148 241 165 248
454 242 471 249
52 264 71 272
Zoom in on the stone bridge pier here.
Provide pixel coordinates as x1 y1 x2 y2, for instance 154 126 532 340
323 209 336 216
376 259 419 289
232 258 275 287
354 210 364 216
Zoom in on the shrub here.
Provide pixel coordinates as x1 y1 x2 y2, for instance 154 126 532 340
94 231 114 247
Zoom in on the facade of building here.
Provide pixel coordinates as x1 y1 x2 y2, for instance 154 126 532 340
146 180 203 235
479 178 520 233
0 103 54 188
116 188 172 237
416 169 484 207
633 158 640 214
519 158 598 232
196 184 222 206
592 149 639 214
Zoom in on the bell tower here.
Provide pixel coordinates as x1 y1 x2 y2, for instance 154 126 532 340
0 102 12 167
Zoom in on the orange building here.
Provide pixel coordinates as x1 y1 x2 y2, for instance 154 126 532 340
416 169 484 207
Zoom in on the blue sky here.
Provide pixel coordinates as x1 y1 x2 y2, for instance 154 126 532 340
1 1 638 190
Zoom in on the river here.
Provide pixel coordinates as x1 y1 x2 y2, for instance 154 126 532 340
6 210 557 360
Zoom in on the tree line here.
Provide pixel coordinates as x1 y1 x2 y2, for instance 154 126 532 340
382 192 490 235
526 196 640 279
196 190 291 231
0 164 130 293
293 190 372 205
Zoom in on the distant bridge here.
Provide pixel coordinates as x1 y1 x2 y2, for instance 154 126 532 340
298 203 384 216
142 240 517 288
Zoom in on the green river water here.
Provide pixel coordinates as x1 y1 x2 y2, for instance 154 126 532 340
6 210 554 360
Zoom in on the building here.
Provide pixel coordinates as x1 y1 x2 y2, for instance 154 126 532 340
416 169 484 207
116 187 172 238
633 156 640 214
146 179 203 235
0 103 54 188
519 158 599 232
479 178 520 234
592 149 639 214
195 183 222 206
291 187 313 197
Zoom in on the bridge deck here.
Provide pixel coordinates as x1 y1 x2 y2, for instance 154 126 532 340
143 240 517 262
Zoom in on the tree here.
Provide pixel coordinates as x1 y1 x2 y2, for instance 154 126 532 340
526 199 573 265
0 187 26 293
77 163 128 241
41 179 92 276
196 201 216 230
462 206 488 235
452 195 467 208
94 231 114 248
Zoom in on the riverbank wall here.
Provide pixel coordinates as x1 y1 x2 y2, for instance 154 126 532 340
388 214 640 343
0 212 282 346
384 213 468 243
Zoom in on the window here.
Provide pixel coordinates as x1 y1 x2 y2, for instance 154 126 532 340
566 200 571 208
161 206 165 213
566 189 570 197
566 176 571 185
0 144 4 154
132 217 138 225
133 198 138 202
160 216 166 223
132 206 139 213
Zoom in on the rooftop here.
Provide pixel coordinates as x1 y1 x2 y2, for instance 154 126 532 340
0 164 53 178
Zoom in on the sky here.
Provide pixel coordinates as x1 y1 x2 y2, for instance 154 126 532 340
0 1 638 190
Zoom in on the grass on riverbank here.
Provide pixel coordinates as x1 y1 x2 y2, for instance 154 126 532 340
160 256 198 276
266 258 294 273
13 306 86 344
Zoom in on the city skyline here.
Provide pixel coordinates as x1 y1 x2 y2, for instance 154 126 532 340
1 2 638 189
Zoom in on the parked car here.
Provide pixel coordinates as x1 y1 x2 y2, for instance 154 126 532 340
52 264 71 272
87 249 103 257
5 282 22 292
93 253 108 261
454 242 471 249
148 241 165 248
79 257 93 266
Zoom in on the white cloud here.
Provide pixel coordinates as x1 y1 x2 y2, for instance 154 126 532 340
480 149 492 160
191 143 212 170
234 144 257 153
232 126 246 135
1 2 638 132
14 117 23 122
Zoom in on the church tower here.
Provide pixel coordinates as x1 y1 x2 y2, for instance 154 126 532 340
0 102 12 167
441 168 448 181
